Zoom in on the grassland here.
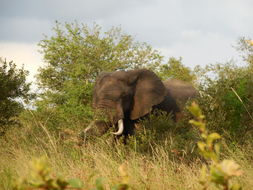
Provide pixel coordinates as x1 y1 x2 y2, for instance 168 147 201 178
0 115 252 190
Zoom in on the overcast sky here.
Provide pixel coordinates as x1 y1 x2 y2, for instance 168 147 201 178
0 0 252 81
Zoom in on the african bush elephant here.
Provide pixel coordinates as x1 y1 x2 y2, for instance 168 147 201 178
80 69 197 142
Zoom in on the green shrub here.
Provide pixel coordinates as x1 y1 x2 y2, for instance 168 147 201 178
0 58 33 135
12 156 129 190
35 22 164 131
127 110 199 161
13 156 83 190
195 62 253 140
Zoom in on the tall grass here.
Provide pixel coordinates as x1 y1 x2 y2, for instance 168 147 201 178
0 110 253 190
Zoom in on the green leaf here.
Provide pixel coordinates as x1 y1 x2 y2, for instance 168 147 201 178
207 133 221 146
92 178 105 190
210 165 226 185
112 184 129 190
214 144 220 156
230 183 242 190
187 102 203 118
189 120 205 129
197 142 206 152
201 133 207 139
68 178 84 188
204 151 218 161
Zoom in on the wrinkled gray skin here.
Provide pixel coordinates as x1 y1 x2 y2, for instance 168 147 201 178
79 69 197 143
163 79 198 103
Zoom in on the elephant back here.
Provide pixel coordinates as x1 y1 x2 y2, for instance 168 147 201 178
163 79 198 103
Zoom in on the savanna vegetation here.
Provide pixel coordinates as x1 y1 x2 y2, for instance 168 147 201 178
0 22 252 190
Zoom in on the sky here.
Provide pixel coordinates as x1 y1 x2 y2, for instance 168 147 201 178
0 0 253 82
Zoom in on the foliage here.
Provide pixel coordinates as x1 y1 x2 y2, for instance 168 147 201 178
12 156 129 190
13 156 83 190
194 61 253 139
5 102 250 190
1 108 253 190
191 38 253 141
35 21 197 132
237 37 253 66
188 102 242 190
0 58 33 134
158 57 196 82
127 110 198 161
36 22 164 130
2 22 253 189
127 111 175 153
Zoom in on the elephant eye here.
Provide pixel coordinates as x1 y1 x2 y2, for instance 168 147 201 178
99 87 124 101
120 92 129 98
109 96 120 101
102 93 120 101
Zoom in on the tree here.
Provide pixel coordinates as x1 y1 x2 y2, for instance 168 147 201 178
36 22 164 129
194 59 253 139
237 37 253 66
0 58 32 134
158 57 196 82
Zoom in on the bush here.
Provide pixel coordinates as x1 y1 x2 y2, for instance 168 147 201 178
127 110 199 161
0 58 33 135
194 62 253 140
35 22 164 131
158 57 196 82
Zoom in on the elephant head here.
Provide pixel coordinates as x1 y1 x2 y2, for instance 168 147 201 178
82 69 167 137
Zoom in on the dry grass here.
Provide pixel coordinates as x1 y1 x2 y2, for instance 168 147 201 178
0 122 252 190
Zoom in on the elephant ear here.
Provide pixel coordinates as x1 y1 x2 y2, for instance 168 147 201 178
129 69 166 120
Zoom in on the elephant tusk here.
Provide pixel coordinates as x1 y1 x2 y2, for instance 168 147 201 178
113 119 124 135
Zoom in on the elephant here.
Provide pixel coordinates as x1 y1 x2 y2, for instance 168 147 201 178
79 69 197 143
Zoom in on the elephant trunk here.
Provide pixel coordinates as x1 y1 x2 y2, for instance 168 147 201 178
113 119 124 135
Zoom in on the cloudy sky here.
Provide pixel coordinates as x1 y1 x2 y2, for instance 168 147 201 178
0 0 252 81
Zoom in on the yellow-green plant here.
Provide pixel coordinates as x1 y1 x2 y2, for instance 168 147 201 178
12 156 83 190
188 102 242 190
12 156 129 190
112 164 129 190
